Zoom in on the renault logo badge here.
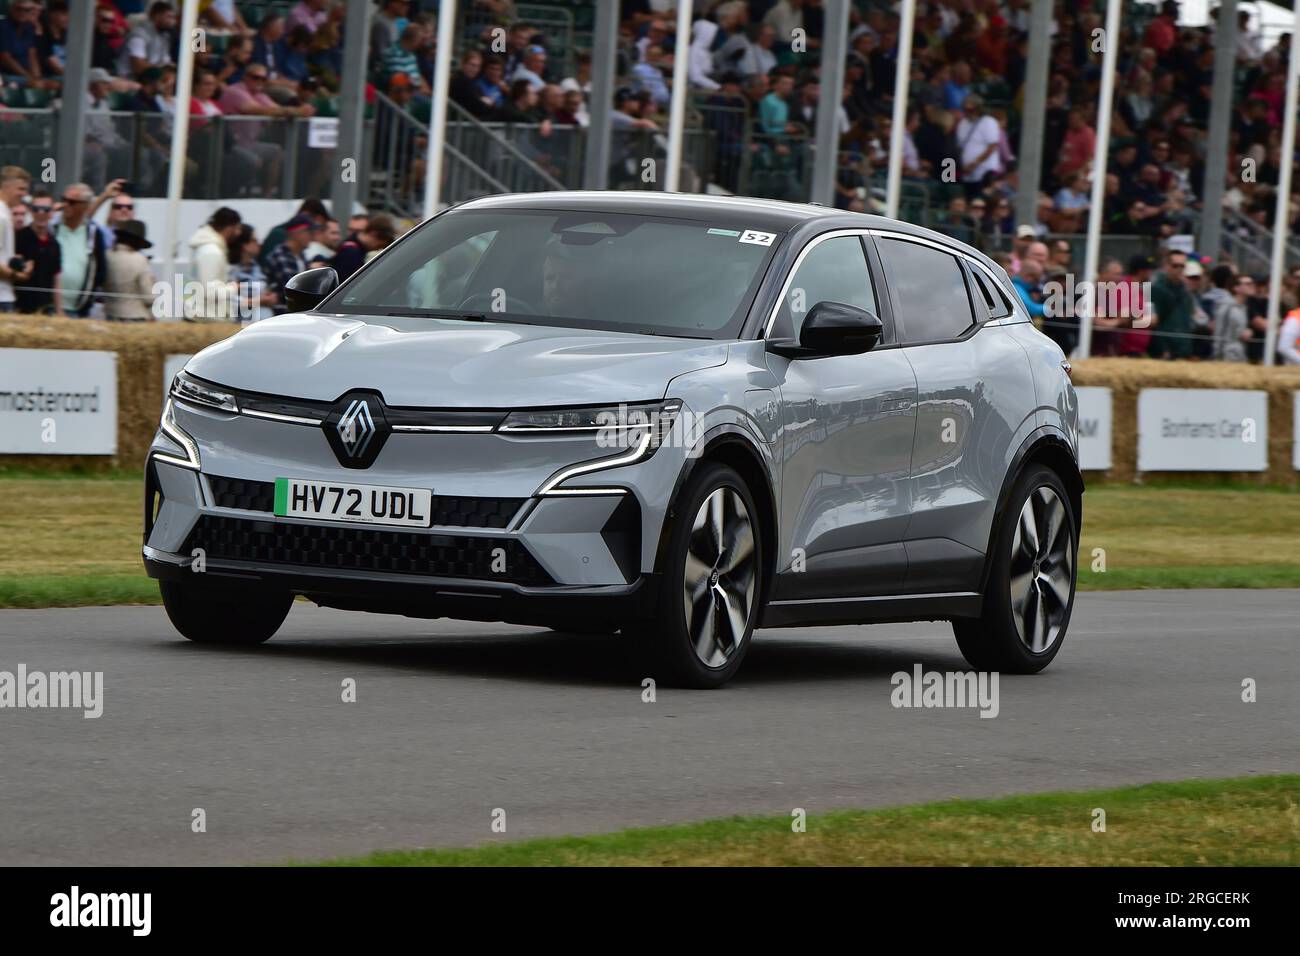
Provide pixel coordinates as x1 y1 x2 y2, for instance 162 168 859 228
324 391 390 468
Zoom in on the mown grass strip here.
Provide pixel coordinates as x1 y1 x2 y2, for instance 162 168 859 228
303 775 1300 867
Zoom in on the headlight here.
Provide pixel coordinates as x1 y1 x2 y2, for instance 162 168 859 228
533 400 684 496
171 370 239 413
502 399 680 441
154 399 201 471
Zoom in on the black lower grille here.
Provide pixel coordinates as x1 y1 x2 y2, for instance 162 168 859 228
206 475 523 528
208 475 275 512
185 515 554 585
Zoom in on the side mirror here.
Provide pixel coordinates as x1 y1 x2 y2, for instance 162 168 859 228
769 301 884 357
284 266 339 313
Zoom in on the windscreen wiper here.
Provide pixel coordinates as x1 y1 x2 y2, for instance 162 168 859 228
365 307 491 321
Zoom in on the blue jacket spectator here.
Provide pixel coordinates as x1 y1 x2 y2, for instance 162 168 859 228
1012 269 1046 321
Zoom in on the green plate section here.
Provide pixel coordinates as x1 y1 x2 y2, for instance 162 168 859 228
273 477 289 516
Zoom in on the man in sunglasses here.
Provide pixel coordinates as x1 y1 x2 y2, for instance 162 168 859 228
13 188 61 315
53 183 108 318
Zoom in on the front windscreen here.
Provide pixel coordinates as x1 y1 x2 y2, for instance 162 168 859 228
328 208 781 339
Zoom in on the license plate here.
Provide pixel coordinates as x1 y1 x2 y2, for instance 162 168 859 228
273 478 432 528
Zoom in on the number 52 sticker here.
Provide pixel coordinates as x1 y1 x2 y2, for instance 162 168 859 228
739 229 776 246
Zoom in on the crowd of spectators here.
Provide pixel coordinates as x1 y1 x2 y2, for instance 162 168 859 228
3 0 1300 357
0 161 398 321
2 0 346 196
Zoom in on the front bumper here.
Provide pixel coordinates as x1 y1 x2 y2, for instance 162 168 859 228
143 545 660 627
142 398 685 624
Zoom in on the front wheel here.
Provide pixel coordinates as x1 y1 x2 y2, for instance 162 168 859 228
160 580 293 645
625 463 763 689
953 464 1077 673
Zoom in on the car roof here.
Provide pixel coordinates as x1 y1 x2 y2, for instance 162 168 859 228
453 190 944 239
449 191 1001 280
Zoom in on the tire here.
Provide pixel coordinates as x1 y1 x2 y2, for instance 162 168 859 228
625 462 763 689
953 463 1077 674
160 579 293 645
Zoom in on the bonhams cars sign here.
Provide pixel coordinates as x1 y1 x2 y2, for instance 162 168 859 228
1137 388 1268 472
0 348 118 455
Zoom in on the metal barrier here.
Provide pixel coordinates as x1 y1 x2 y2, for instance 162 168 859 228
693 92 751 195
1222 206 1300 276
445 100 568 193
52 109 340 200
0 108 57 180
742 129 814 202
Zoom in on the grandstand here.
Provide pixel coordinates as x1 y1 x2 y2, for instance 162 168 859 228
1 0 1299 363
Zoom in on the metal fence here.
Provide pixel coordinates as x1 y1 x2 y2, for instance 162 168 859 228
11 108 349 200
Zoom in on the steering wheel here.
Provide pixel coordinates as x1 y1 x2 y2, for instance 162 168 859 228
458 290 539 316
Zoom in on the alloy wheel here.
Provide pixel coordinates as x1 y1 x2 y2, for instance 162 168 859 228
682 486 757 668
1008 485 1074 653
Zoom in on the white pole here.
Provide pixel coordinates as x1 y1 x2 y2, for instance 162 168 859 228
162 0 200 318
1265 25 1300 366
885 0 916 219
664 0 693 192
1078 0 1122 359
423 0 458 219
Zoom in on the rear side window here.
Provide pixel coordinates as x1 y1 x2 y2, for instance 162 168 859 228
879 238 976 343
970 264 1014 319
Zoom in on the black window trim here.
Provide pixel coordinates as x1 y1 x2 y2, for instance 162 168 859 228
759 228 902 351
871 232 993 348
967 259 1015 320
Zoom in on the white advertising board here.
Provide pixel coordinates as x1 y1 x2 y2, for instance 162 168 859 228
1137 388 1268 471
1074 386 1112 470
0 348 118 455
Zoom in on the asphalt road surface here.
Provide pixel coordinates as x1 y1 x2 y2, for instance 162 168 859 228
1 590 1295 865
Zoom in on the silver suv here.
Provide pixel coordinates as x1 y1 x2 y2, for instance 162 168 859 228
145 193 1082 688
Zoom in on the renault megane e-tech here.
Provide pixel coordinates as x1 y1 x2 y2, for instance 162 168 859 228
144 192 1082 688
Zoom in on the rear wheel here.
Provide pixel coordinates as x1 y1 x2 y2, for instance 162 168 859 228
954 464 1077 673
626 463 762 689
160 580 293 645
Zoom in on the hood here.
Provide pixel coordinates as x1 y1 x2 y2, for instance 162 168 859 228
188 223 227 252
186 313 730 408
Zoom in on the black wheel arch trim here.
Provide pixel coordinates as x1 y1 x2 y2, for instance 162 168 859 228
977 425 1084 596
654 426 778 603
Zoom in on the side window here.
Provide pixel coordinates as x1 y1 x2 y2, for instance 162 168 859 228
970 264 1013 319
771 236 880 342
879 238 976 343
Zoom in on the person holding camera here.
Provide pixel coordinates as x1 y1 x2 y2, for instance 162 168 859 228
0 166 34 314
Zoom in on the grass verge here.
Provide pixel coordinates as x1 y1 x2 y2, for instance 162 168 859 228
1 477 1299 608
305 775 1300 866
0 573 159 609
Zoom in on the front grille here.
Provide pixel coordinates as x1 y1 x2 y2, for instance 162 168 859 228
206 475 523 528
209 475 275 512
184 515 554 585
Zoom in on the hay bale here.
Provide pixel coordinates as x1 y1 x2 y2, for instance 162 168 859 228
0 314 241 472
2 317 1298 485
1072 358 1300 486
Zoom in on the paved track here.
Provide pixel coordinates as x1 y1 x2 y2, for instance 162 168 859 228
0 590 1295 865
